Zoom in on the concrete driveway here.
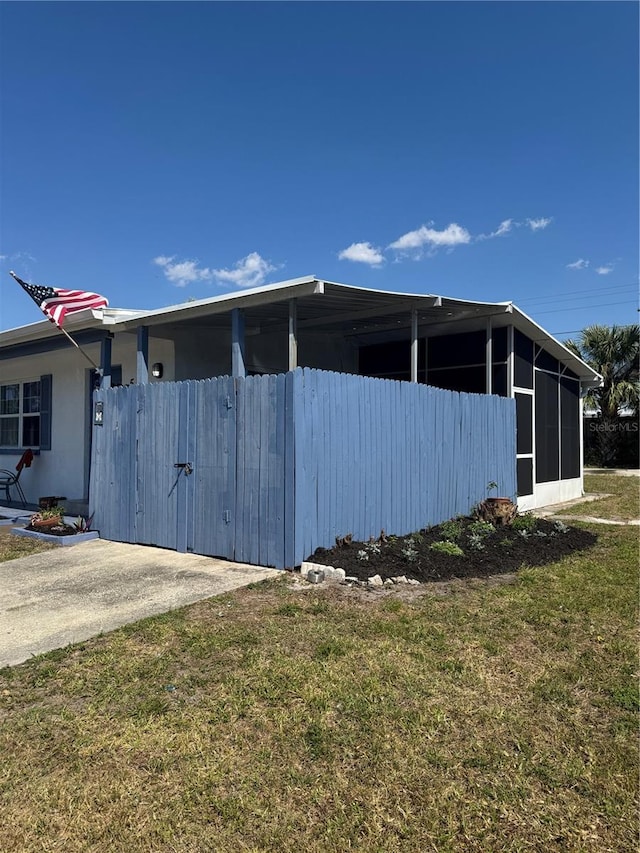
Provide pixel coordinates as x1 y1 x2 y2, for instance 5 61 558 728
0 539 277 668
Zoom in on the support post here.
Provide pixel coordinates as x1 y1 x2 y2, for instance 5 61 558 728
485 317 492 394
137 325 149 384
100 335 112 389
288 298 298 371
231 308 246 378
410 309 419 383
506 324 514 397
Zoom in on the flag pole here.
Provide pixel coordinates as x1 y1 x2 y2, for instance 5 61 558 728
57 325 102 371
9 270 103 373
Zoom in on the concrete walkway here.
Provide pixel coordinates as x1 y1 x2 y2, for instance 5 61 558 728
0 539 277 668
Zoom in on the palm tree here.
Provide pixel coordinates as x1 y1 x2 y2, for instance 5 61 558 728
566 324 639 466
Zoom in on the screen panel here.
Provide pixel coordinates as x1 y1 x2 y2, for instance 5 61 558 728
516 393 533 454
535 369 559 483
427 366 485 394
428 331 485 369
560 376 580 479
517 457 533 496
514 329 533 389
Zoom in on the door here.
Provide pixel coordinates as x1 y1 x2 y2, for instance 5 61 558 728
134 378 237 558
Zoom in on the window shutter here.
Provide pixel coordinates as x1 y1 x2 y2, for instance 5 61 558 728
40 374 52 450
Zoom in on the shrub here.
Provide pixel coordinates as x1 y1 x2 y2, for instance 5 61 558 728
439 520 463 542
511 513 537 533
401 543 419 563
468 520 494 538
430 540 464 557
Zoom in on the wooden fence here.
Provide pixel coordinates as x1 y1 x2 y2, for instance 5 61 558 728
90 368 516 568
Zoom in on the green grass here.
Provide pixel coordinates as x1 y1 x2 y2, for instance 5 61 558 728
0 525 55 562
561 473 639 521
0 526 637 852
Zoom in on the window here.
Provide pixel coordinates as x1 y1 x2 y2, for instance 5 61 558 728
0 375 51 449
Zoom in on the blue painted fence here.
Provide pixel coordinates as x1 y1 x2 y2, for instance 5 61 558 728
90 368 516 568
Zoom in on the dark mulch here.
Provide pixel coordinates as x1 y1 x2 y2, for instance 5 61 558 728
308 517 598 584
25 523 78 537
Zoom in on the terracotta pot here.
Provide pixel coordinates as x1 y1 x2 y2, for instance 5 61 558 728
31 516 63 530
486 497 512 505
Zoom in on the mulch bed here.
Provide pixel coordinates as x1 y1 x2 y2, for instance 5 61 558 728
308 517 598 584
25 523 78 537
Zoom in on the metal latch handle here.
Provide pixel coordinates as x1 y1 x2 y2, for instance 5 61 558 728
174 462 193 475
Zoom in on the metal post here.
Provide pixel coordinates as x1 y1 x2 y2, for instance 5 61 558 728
137 325 149 384
485 317 492 394
410 309 418 383
288 298 298 370
231 308 246 378
100 335 112 389
506 325 514 397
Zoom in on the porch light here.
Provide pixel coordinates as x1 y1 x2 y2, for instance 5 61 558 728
152 363 163 378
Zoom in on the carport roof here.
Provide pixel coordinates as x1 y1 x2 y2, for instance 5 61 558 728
1 275 601 386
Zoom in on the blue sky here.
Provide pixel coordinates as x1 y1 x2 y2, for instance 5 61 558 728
1 1 638 339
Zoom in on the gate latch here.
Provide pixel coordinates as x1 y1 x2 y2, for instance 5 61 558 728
174 462 193 475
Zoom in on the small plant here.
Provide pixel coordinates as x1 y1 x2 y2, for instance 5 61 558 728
35 505 64 520
487 481 498 496
401 542 419 563
409 532 424 545
553 520 570 534
430 540 464 557
468 533 486 552
468 520 494 538
517 529 531 540
439 520 463 542
511 513 537 533
356 549 370 562
366 541 381 556
73 513 94 533
535 530 548 538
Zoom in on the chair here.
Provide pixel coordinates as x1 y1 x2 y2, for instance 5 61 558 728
0 448 34 507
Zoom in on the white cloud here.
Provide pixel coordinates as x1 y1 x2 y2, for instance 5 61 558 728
476 218 514 241
388 222 472 254
493 218 513 237
153 255 214 287
527 217 552 231
213 252 277 289
154 251 278 289
596 264 613 275
338 241 385 267
566 258 590 270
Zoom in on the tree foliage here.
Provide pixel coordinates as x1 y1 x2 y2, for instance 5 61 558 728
566 324 639 417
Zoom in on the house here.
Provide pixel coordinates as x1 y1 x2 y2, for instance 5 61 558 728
0 276 601 535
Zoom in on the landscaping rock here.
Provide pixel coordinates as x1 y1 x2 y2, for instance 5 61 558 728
367 574 383 589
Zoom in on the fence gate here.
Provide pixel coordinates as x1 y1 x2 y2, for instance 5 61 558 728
90 374 289 566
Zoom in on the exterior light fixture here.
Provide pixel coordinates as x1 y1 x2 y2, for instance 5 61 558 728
152 363 163 378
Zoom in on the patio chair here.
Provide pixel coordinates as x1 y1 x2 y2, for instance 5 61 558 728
0 448 34 507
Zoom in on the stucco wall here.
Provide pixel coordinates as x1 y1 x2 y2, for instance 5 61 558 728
1 335 175 504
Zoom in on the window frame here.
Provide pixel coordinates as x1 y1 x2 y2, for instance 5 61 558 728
0 374 52 451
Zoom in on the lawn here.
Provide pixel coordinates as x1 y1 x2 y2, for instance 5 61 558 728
561 473 639 521
0 524 55 562
0 521 637 852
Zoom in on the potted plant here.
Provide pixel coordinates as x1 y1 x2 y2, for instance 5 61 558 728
28 505 65 530
476 482 517 526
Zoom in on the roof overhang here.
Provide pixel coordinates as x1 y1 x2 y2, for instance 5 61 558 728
0 275 601 386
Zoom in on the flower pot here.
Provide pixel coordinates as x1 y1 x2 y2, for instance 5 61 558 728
30 516 63 530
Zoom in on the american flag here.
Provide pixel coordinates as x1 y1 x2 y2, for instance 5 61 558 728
10 271 108 328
